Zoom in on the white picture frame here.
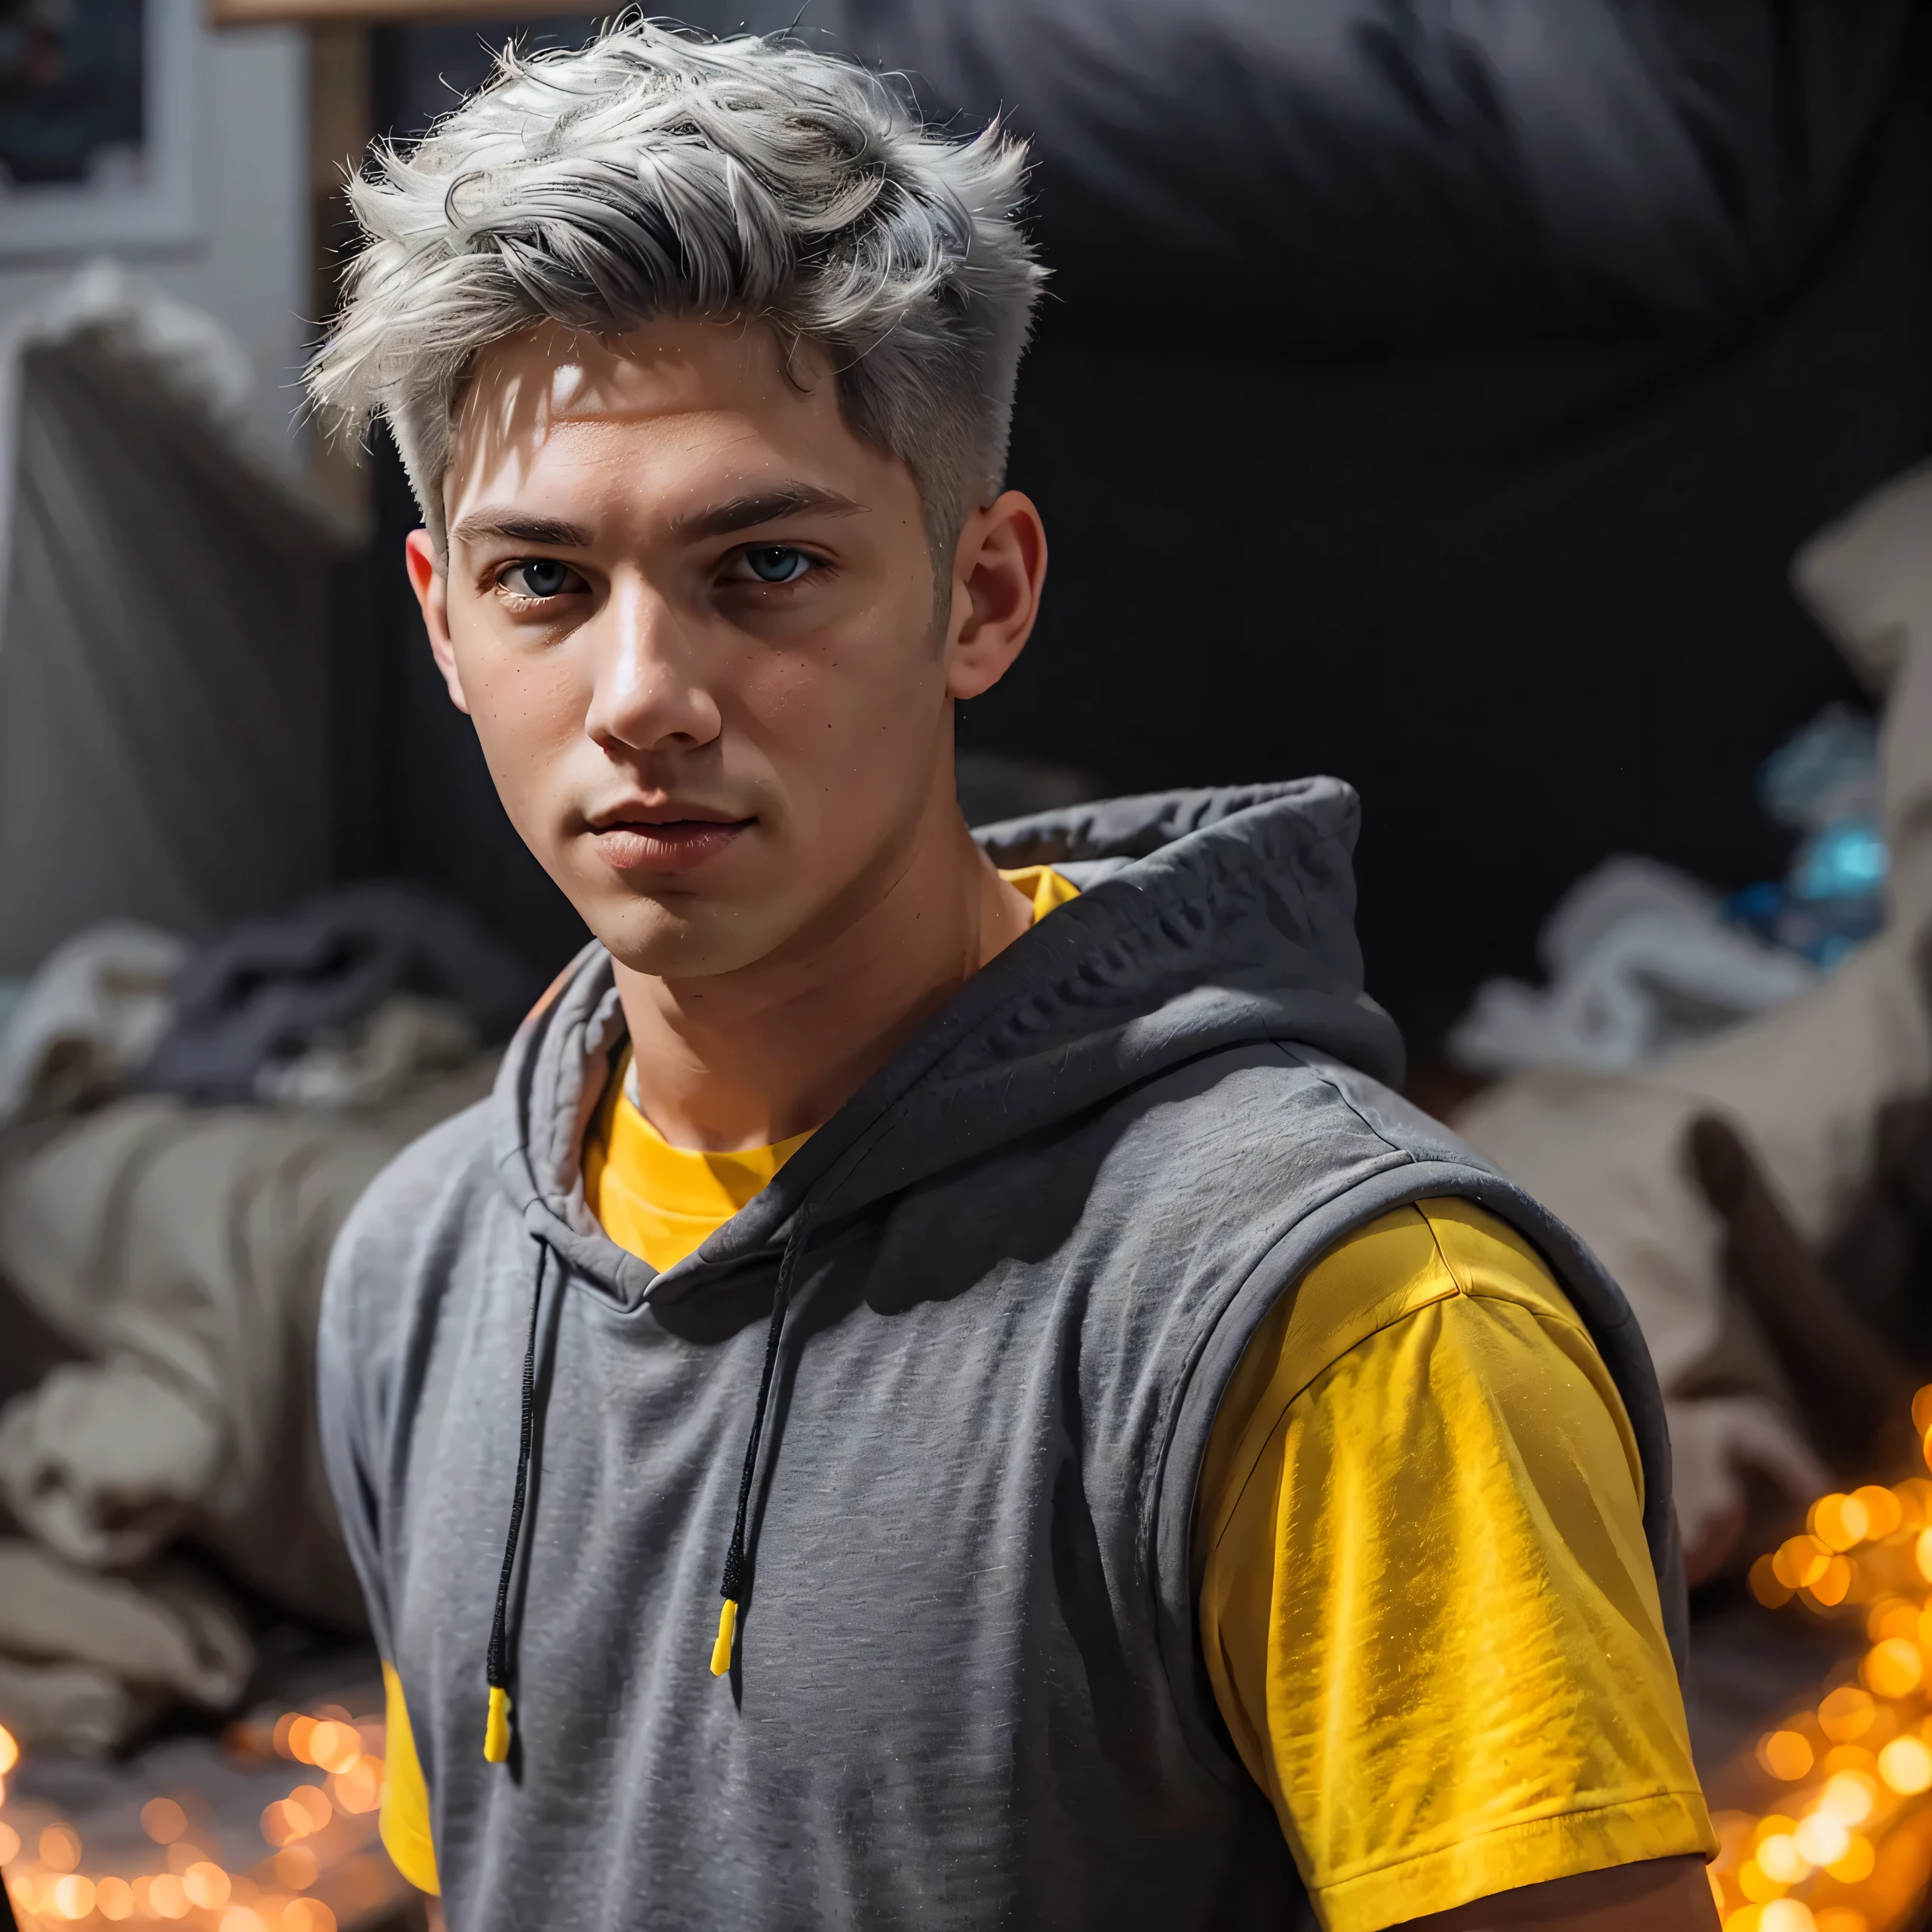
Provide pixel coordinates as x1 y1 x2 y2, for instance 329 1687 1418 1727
0 0 199 259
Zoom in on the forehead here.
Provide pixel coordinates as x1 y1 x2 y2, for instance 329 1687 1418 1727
444 317 864 526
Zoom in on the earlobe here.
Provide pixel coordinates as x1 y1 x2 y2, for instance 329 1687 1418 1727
946 491 1048 703
405 527 472 716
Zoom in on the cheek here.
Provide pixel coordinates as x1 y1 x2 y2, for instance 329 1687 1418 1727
733 611 943 808
451 621 592 784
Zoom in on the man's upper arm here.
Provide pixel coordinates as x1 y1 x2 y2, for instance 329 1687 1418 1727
1403 1855 1718 1932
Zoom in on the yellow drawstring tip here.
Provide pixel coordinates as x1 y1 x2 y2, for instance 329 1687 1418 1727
710 1598 738 1678
483 1684 512 1763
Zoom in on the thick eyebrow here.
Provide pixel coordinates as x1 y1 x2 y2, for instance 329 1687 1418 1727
670 483 865 542
445 485 863 554
448 510 593 550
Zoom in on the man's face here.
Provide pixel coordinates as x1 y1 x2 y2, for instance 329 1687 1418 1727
411 317 1035 978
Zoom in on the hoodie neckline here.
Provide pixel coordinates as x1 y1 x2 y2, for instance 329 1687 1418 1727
494 780 1401 1307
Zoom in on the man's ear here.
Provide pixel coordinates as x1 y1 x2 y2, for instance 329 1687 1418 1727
405 528 472 716
943 491 1048 700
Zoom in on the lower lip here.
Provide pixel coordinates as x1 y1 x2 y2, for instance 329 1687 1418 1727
590 820 750 874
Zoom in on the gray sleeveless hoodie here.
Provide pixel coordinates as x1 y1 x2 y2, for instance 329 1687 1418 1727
317 779 1684 1930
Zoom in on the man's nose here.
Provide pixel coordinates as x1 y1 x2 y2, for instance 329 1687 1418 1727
583 580 722 754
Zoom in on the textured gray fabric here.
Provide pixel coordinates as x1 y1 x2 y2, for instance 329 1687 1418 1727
318 780 1682 1930
141 884 544 1104
0 1063 497 1626
0 335 345 974
673 0 1911 345
0 1540 251 1756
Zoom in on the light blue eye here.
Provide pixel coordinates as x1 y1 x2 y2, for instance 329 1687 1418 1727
742 546 811 583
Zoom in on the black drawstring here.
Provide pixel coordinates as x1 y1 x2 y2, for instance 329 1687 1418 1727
710 1207 816 1677
477 1201 814 1714
484 1238 549 1762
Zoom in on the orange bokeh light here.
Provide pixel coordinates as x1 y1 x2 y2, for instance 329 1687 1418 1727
1813 1556 1856 1607
1879 1736 1932 1795
38 1825 80 1873
1814 1496 1872 1553
1854 1487 1904 1540
274 1843 319 1890
1761 1732 1816 1781
289 1784 333 1832
308 1721 361 1775
1829 1835 1878 1885
1820 1688 1876 1743
142 1797 187 1844
1777 1537 1834 1591
182 1861 231 1909
51 1873 96 1919
332 1758 383 1814
1865 1639 1924 1699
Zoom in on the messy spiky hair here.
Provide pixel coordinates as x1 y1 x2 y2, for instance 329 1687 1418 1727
306 17 1044 561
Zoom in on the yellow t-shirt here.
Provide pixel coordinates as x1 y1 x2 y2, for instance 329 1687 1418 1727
380 865 1713 1917
1198 1198 1714 1932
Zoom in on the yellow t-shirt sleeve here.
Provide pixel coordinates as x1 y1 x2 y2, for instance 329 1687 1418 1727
1197 1198 1715 1932
380 1660 441 1896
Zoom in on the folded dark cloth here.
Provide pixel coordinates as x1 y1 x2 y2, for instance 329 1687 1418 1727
140 883 544 1103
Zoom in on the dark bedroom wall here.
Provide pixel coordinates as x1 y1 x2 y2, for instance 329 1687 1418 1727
977 69 1932 1040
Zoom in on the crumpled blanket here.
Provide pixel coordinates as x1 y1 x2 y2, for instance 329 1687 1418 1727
0 1060 496 1631
257 992 479 1111
1450 855 1819 1075
1456 460 1932 1550
0 1540 251 1756
140 882 543 1105
0 923 186 1125
0 1360 225 1571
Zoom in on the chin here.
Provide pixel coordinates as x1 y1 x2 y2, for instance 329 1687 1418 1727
588 893 787 980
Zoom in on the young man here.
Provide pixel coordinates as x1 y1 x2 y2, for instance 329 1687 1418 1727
312 25 1718 1930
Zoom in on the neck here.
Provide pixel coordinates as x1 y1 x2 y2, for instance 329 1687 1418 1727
614 776 1034 1152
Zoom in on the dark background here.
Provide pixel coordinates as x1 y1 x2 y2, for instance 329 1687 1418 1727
339 15 1932 1057
0 0 144 186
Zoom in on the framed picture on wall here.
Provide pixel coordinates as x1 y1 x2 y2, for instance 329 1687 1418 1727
0 0 197 257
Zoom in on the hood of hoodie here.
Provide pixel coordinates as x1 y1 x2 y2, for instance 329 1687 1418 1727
491 780 1403 1306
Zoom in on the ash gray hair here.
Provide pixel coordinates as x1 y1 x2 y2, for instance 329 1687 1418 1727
306 18 1044 561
